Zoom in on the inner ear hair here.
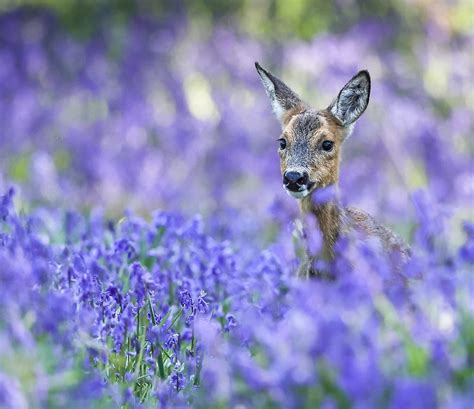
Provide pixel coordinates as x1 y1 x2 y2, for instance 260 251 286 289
330 70 371 127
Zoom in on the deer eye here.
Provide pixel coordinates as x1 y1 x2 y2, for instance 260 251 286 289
278 138 287 150
322 140 334 151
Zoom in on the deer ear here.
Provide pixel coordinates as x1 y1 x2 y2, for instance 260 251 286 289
255 62 304 125
329 70 370 126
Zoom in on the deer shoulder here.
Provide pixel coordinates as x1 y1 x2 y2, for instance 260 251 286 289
344 207 411 260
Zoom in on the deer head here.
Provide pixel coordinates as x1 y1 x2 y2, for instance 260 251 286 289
255 62 370 200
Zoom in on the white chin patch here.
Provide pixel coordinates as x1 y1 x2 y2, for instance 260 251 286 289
285 189 310 199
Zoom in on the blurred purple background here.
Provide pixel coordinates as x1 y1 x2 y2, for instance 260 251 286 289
0 3 471 249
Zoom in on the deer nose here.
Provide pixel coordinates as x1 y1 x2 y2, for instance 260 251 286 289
283 171 309 191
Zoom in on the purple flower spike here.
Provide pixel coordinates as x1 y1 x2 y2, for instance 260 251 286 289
179 290 193 310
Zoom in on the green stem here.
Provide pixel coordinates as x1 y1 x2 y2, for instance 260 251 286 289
194 354 203 386
148 296 158 326
166 307 184 332
157 351 166 379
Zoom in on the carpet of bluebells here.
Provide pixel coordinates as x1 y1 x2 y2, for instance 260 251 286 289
1 6 473 409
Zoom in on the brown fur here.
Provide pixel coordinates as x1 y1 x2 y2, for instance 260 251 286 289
281 105 306 126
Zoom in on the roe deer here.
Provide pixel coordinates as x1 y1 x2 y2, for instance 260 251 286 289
255 62 410 277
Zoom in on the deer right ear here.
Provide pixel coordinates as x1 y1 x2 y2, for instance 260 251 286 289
255 62 305 125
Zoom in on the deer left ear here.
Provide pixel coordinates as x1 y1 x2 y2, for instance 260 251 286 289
329 70 371 126
255 62 305 125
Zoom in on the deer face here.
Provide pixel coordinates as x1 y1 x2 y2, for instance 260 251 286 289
278 110 344 198
255 63 370 199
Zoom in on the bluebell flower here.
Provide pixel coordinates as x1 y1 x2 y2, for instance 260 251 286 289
179 290 193 310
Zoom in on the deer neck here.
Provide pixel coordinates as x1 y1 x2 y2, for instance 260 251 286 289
299 185 342 259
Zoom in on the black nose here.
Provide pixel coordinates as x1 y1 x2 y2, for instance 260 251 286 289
283 171 309 191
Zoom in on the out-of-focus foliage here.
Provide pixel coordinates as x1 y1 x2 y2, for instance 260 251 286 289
0 1 473 408
2 0 473 40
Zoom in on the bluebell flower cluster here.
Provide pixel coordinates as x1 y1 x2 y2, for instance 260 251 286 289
1 184 472 408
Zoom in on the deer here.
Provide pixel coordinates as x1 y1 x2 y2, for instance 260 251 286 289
255 62 410 277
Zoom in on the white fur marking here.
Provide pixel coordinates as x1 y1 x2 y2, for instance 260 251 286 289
285 188 311 199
